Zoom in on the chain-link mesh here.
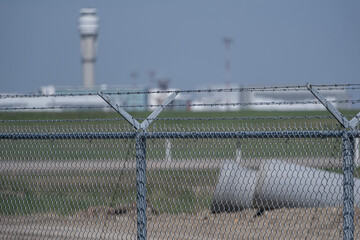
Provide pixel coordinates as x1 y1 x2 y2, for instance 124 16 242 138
1 84 360 239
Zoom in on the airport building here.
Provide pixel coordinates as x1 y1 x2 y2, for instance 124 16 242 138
241 88 351 111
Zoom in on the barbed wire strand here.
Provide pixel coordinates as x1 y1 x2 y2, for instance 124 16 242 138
1 115 349 124
1 99 359 111
0 83 359 99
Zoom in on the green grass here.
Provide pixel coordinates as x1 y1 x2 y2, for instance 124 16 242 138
0 110 353 160
0 137 343 161
0 138 135 160
0 110 351 160
1 109 358 123
3 165 359 216
0 110 358 215
0 169 218 216
1 108 358 137
1 109 357 136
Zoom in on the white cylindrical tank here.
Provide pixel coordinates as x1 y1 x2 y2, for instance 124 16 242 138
254 159 360 209
211 160 257 213
212 159 360 213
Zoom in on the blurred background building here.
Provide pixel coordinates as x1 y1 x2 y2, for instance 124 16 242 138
0 7 354 112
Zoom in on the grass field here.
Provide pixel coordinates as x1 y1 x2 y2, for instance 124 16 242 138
0 109 357 122
1 109 358 136
0 110 358 216
0 169 218 216
1 109 351 159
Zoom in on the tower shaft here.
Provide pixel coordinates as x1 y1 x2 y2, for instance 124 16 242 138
79 8 99 88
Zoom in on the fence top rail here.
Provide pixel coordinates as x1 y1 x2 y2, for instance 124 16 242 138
0 130 359 140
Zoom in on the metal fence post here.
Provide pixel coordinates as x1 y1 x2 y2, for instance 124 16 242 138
355 138 359 167
98 91 178 240
343 132 355 240
307 83 358 239
136 133 147 240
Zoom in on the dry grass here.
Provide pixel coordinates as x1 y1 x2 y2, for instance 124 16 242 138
2 206 360 239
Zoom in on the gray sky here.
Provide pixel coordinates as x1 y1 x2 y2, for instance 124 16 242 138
1 0 360 94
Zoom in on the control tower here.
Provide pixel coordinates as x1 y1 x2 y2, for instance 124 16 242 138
78 8 99 88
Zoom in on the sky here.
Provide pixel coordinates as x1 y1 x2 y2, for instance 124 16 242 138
0 1 360 94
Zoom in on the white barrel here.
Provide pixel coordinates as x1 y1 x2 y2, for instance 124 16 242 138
254 159 360 209
211 160 257 213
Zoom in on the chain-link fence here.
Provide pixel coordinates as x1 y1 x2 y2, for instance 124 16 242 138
1 84 360 239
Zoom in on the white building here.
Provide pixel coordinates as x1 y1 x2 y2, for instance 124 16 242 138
147 88 191 111
241 89 350 111
191 84 241 112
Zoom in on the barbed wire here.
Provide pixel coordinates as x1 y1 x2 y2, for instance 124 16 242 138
312 83 360 88
0 83 359 99
0 92 99 99
0 106 111 111
0 118 125 123
1 99 359 111
0 115 343 124
315 87 360 91
146 115 347 121
335 99 360 104
95 83 360 95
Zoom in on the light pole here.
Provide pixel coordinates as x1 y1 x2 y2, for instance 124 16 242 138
148 71 156 89
223 37 233 111
223 37 233 87
78 8 99 88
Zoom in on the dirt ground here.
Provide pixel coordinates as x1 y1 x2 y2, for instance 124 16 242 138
1 206 360 239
